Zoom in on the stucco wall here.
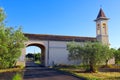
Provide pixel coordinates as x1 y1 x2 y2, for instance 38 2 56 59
48 41 83 66
17 39 83 67
48 41 69 65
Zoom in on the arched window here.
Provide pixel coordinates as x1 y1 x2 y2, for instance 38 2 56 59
97 24 100 35
103 23 107 34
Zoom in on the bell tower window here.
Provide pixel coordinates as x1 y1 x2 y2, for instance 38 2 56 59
94 8 109 45
97 24 100 35
103 23 107 34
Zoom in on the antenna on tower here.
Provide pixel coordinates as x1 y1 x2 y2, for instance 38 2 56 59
100 5 102 8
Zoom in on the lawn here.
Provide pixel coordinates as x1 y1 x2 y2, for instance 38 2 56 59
0 67 23 80
34 60 41 64
56 65 120 80
74 72 120 80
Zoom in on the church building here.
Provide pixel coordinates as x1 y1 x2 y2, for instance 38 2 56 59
17 8 111 67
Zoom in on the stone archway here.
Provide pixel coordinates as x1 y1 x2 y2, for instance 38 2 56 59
16 33 97 67
26 43 46 66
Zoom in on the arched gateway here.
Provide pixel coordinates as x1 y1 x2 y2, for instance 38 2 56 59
17 33 96 67
16 8 111 67
26 43 45 66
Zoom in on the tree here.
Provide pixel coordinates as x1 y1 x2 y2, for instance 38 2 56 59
26 53 34 58
67 42 113 72
34 53 41 61
67 42 83 61
103 48 114 67
114 48 120 64
26 53 41 62
0 8 27 69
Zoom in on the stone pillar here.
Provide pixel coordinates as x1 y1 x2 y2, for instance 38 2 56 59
16 48 26 67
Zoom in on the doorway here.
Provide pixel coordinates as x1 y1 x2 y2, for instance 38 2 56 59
26 43 45 67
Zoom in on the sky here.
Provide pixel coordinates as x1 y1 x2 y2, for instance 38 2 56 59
0 0 120 53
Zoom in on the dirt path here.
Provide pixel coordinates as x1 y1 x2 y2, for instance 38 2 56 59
23 62 83 80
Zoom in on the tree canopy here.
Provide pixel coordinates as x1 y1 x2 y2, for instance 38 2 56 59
114 48 120 64
0 8 27 69
67 42 114 72
26 53 41 61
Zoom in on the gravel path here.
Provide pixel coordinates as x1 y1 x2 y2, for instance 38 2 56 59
23 61 83 80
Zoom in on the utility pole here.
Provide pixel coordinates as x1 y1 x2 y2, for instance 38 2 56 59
34 48 35 62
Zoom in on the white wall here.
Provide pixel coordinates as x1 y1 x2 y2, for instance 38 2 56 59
18 40 82 67
48 41 82 66
48 41 69 65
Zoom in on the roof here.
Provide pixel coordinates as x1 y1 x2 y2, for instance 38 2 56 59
95 8 109 21
24 33 96 42
97 8 106 18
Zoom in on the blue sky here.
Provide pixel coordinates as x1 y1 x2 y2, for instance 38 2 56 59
0 0 120 53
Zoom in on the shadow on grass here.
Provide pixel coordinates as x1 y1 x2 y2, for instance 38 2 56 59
99 68 120 72
0 71 23 80
106 77 120 80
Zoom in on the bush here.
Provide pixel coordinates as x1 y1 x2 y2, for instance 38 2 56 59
0 8 28 69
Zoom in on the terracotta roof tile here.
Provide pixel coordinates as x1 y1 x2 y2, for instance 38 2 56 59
95 8 109 21
24 33 96 42
97 8 106 19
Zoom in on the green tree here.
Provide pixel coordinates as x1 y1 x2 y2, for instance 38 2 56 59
114 48 120 64
0 8 5 22
67 42 113 72
34 53 41 61
26 53 34 59
0 8 27 69
26 53 41 62
104 48 114 67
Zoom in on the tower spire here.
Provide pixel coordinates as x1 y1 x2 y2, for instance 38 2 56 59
95 8 109 21
94 8 110 45
97 8 106 18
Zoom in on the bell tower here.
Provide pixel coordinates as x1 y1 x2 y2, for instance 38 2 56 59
94 8 109 45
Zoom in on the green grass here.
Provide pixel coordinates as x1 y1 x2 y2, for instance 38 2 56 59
12 73 22 80
57 65 120 80
0 67 23 73
0 67 23 80
74 72 120 80
34 60 41 64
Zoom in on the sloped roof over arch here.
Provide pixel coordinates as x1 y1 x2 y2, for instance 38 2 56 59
24 33 96 42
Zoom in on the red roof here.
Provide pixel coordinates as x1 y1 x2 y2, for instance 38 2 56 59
24 33 96 42
95 8 109 21
97 8 106 18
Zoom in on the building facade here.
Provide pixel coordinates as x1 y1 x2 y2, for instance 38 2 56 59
17 8 111 67
95 8 109 45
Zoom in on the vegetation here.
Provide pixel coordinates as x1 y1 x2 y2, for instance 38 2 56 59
12 73 22 80
114 48 120 64
67 42 114 72
34 53 41 61
57 65 120 80
0 67 23 73
26 53 34 60
0 8 27 69
35 60 41 64
75 72 120 80
0 67 23 80
26 53 41 62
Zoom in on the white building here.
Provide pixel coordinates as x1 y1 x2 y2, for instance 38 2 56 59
17 8 111 67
